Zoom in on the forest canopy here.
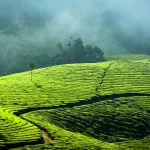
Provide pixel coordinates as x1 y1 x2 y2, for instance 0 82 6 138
51 38 104 65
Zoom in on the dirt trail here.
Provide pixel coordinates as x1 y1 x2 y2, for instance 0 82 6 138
41 130 52 145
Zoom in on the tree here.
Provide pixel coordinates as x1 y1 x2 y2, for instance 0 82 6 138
57 43 65 52
93 46 104 61
85 45 94 62
67 38 85 63
29 62 35 82
51 37 105 65
68 37 73 50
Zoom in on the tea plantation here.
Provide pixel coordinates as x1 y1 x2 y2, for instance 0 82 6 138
0 54 150 149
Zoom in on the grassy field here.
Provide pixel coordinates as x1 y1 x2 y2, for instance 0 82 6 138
0 54 150 149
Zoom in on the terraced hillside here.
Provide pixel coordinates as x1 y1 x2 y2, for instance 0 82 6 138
0 54 150 149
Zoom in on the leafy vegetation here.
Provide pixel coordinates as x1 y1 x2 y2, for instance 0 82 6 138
105 54 150 61
0 106 41 149
29 62 36 82
26 96 150 142
51 38 104 65
0 54 150 149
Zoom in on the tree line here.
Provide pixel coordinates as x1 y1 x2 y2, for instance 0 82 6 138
0 37 105 76
51 37 104 65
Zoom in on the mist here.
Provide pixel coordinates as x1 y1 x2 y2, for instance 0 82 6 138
0 0 150 54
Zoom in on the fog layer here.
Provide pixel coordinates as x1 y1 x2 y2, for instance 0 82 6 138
0 0 150 55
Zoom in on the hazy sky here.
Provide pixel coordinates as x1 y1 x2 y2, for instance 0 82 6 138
0 0 150 55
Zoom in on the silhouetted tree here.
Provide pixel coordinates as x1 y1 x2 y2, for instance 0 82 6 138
57 43 65 52
29 62 35 82
71 38 85 63
68 37 73 50
85 45 94 62
93 46 104 61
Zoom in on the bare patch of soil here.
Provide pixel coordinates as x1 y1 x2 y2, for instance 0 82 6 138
41 130 52 144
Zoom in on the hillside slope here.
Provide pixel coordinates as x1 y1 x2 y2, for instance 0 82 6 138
0 54 150 149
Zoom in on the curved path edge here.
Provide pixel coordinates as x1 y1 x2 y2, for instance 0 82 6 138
14 92 150 115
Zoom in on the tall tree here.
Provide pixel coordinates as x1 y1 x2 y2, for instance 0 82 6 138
29 62 35 82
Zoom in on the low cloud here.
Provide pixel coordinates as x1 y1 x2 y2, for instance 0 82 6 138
0 0 150 55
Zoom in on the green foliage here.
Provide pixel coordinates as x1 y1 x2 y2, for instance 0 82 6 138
51 38 105 65
26 96 150 142
29 62 35 82
29 62 35 70
0 54 150 149
16 114 118 150
105 54 150 61
0 107 41 148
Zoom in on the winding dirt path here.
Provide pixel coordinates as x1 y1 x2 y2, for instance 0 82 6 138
41 130 52 145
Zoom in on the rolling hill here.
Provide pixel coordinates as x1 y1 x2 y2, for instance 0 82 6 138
0 54 150 149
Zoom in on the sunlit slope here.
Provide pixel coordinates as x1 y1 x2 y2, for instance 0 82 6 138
97 59 150 95
0 55 150 112
0 106 41 148
0 54 150 149
21 95 150 149
0 62 112 148
19 113 118 150
27 96 149 142
0 62 110 112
